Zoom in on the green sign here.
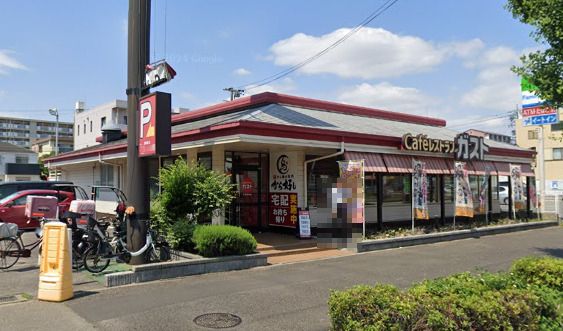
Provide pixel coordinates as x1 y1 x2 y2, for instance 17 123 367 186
521 77 539 93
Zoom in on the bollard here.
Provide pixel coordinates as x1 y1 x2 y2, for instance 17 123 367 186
37 221 73 302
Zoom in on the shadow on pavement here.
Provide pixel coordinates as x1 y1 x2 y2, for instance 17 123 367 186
536 248 563 258
73 290 98 299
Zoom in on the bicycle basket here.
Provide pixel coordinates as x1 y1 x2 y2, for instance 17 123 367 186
0 223 18 238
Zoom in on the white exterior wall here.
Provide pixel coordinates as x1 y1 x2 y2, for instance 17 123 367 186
74 100 127 150
0 151 39 182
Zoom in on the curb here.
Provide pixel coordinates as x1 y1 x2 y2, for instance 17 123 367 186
357 220 559 253
105 253 267 287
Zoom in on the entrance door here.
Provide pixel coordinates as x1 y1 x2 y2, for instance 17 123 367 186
233 168 261 228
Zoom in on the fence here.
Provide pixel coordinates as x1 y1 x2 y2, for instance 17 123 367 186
541 193 563 223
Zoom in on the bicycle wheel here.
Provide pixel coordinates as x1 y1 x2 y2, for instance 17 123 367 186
83 245 110 273
146 244 170 263
0 238 22 270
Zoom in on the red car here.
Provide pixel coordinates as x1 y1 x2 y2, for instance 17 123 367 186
0 189 75 229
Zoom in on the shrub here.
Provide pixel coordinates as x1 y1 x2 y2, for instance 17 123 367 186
193 225 257 257
510 256 563 291
328 257 563 331
166 221 196 251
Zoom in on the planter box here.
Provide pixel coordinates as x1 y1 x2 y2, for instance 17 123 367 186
105 253 267 287
357 220 558 253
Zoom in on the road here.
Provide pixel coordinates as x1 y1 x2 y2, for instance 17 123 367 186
1 227 561 331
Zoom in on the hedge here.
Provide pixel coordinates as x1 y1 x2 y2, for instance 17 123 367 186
193 225 257 257
328 256 563 331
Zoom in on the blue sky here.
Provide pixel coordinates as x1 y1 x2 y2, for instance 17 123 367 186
0 0 537 134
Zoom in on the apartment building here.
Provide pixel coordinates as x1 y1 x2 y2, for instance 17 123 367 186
515 108 563 193
0 116 73 149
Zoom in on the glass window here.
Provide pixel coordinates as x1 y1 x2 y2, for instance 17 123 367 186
15 155 28 164
469 175 479 206
383 175 410 204
101 117 106 129
443 175 454 202
197 152 212 170
553 148 563 160
551 122 563 131
365 174 377 206
83 123 86 134
527 130 538 140
491 176 499 200
427 175 440 203
100 164 114 186
90 121 93 132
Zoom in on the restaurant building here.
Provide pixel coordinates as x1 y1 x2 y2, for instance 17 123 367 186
46 92 536 231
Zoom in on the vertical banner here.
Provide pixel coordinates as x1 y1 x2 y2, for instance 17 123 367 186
454 162 474 218
510 164 525 211
336 160 365 225
412 160 429 220
478 166 491 213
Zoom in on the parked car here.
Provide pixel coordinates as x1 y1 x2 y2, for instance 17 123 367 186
499 185 509 205
0 189 75 229
0 181 74 200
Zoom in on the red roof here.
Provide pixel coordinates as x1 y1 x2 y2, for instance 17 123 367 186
172 92 447 127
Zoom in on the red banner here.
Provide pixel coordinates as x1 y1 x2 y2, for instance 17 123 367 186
269 193 298 228
521 106 556 117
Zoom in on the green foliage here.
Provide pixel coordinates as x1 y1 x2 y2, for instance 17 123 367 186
192 225 257 257
506 0 563 108
328 256 563 331
165 220 196 251
510 256 563 291
157 158 235 223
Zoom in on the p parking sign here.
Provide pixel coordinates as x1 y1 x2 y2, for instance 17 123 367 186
139 92 171 157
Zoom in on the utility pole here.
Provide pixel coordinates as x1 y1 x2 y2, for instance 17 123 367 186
223 87 244 101
126 0 151 265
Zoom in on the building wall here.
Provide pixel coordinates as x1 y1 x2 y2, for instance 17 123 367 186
515 108 563 192
74 100 127 150
0 151 39 182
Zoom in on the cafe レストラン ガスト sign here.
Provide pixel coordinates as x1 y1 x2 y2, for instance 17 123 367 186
402 134 455 154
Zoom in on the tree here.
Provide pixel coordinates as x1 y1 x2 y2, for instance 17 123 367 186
506 0 563 108
38 152 55 180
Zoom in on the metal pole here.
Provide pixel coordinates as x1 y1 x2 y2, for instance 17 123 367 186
453 173 457 230
126 0 151 265
55 112 59 156
411 173 414 233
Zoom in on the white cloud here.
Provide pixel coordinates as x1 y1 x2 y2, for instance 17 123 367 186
233 68 251 76
337 82 440 115
246 77 296 95
0 50 27 74
269 27 483 79
460 46 521 111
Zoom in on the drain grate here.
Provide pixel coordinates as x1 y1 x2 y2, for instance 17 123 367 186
0 295 17 303
193 313 242 329
0 294 30 305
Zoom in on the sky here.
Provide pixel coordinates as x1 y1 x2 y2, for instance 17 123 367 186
0 0 538 135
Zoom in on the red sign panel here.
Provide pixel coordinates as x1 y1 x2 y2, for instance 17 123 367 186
241 176 254 196
522 106 556 117
139 92 171 157
269 192 298 228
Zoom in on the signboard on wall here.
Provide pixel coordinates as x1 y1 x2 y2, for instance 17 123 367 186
521 77 560 127
139 92 172 157
270 152 298 192
269 192 298 228
298 209 311 239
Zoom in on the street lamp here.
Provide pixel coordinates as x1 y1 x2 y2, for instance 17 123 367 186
48 108 59 156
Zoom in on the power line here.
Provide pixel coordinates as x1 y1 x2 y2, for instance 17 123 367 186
447 111 514 129
235 0 401 92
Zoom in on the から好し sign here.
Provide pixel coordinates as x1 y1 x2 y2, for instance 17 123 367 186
402 134 455 154
139 92 172 157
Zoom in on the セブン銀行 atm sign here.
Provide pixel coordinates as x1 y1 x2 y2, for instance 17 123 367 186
139 92 171 157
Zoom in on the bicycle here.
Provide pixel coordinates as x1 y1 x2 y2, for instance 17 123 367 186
0 219 52 270
82 215 170 273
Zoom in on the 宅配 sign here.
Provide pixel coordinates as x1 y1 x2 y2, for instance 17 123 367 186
269 192 298 228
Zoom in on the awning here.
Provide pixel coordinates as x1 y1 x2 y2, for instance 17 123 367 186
494 162 511 176
381 155 451 174
469 160 497 176
382 155 412 173
344 152 386 172
520 164 535 177
494 162 534 177
418 157 452 174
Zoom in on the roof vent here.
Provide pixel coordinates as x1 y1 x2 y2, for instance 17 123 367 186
101 124 122 143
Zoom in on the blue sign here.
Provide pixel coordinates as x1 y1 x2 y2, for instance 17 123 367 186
523 114 559 126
